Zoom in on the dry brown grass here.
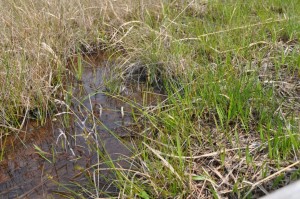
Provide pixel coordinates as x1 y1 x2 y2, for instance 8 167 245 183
0 0 163 129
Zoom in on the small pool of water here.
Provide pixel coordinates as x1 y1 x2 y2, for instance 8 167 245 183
0 54 161 198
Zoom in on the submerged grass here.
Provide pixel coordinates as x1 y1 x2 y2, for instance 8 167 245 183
0 0 300 198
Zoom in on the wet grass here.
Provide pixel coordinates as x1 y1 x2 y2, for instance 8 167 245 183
1 0 300 198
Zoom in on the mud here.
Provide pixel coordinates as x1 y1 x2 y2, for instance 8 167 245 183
0 54 161 198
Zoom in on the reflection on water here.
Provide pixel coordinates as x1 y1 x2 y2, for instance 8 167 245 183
0 54 161 198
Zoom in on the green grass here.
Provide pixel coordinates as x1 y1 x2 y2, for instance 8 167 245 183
1 0 300 198
98 1 300 198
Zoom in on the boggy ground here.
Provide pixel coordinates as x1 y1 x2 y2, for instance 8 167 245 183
0 0 300 198
0 54 162 198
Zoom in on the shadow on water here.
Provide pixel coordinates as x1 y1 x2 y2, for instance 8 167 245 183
0 54 162 198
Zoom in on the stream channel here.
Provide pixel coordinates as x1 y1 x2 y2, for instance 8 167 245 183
0 54 160 198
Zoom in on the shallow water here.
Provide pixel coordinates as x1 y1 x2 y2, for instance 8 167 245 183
0 54 161 198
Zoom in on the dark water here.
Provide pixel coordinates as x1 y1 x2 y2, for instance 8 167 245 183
0 55 161 198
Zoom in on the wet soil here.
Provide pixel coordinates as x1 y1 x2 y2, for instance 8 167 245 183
0 54 161 198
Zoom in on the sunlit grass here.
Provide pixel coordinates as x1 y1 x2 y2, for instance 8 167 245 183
0 0 299 198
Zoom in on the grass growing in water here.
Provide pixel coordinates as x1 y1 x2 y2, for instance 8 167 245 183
0 0 300 198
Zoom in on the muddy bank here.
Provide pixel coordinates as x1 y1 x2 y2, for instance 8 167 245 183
0 55 162 198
